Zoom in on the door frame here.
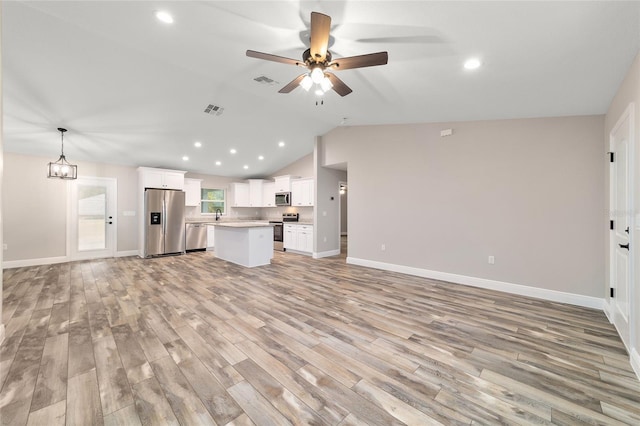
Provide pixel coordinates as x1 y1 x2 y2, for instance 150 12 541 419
67 176 118 261
607 102 636 354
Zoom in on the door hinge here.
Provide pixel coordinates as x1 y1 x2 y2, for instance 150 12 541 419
610 220 615 230
610 288 615 298
608 152 615 162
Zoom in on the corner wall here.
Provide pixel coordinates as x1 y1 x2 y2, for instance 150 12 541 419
319 115 605 306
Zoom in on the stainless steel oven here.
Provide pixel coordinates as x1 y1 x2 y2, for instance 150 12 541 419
270 220 284 251
270 213 298 251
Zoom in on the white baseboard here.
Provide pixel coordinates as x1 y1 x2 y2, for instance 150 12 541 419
0 324 5 347
603 299 613 323
3 250 138 269
346 257 604 310
3 255 69 269
313 249 341 259
631 348 640 381
116 250 138 258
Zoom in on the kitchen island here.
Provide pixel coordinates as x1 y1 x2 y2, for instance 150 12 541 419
214 222 274 267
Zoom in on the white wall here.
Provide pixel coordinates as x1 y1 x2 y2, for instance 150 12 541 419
319 115 605 302
605 51 640 370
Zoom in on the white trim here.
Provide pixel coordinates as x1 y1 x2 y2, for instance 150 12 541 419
313 249 340 259
3 256 69 269
116 250 138 258
631 348 640 381
603 299 613 323
346 257 603 310
0 324 5 347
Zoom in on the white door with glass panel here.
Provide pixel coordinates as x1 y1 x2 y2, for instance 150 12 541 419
69 177 117 260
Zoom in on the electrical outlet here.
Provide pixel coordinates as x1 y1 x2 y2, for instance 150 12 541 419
3 244 7 250
381 243 386 251
323 236 327 242
488 256 495 264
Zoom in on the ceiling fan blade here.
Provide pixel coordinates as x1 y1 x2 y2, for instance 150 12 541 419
326 73 352 97
309 12 331 62
329 52 388 71
246 50 303 67
278 74 307 93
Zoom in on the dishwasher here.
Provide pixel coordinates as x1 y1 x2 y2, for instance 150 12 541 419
185 223 208 251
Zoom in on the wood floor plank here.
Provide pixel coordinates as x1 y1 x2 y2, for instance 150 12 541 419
227 380 293 426
26 399 66 426
30 333 68 412
150 356 216 425
66 369 103 426
93 335 134 415
164 339 244 425
2 241 640 425
131 377 179 426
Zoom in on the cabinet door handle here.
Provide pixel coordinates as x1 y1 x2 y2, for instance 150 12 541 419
619 243 630 250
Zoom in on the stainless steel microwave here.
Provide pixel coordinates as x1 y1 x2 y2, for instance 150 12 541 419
275 192 291 206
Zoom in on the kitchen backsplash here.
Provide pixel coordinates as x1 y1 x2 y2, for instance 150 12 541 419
186 205 313 222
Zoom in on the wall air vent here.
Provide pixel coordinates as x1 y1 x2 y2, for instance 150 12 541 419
204 104 224 116
254 75 279 86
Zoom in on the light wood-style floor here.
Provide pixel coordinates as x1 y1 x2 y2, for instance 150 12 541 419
2 242 640 425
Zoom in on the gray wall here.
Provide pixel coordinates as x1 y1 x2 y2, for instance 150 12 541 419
319 115 605 298
605 51 640 355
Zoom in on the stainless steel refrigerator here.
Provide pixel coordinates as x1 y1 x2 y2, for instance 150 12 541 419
144 189 186 257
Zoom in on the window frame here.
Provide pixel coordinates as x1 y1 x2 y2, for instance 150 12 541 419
200 188 226 215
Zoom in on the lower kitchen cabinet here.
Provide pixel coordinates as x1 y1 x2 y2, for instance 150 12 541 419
207 225 215 251
283 224 313 254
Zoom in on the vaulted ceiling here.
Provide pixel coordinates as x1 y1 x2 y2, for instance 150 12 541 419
3 1 639 178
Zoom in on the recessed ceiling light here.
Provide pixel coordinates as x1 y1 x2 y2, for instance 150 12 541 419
215 161 221 166
464 58 481 70
182 156 189 161
194 141 202 148
243 165 249 170
278 141 285 147
258 155 264 160
155 11 174 24
230 148 237 154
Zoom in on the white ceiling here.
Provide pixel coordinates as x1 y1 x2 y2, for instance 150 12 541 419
3 1 639 178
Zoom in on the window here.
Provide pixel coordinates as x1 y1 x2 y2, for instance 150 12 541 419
201 188 225 214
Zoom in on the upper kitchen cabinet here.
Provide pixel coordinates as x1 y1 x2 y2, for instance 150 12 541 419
291 178 314 206
184 178 202 207
274 175 300 193
262 181 276 207
138 167 185 190
248 179 264 207
230 182 250 207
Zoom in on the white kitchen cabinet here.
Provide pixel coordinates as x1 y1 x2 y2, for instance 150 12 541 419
262 181 276 207
138 167 185 190
207 225 215 250
248 179 264 207
283 223 313 254
284 224 296 250
274 175 299 193
230 183 250 207
184 178 202 207
291 178 314 206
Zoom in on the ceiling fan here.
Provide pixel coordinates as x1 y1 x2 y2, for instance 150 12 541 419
246 12 388 97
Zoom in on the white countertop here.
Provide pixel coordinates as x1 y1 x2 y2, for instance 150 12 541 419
213 221 273 228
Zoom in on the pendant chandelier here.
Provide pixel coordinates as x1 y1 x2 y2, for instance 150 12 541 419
47 127 77 180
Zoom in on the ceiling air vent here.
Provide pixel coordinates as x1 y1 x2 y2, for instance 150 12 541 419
204 104 224 116
254 75 279 86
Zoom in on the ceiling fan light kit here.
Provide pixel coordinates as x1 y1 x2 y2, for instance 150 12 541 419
246 11 388 97
47 127 77 180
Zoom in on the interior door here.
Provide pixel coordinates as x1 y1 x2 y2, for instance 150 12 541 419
69 177 117 260
610 109 633 351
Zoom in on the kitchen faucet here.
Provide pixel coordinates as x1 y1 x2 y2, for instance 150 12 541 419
215 208 222 221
